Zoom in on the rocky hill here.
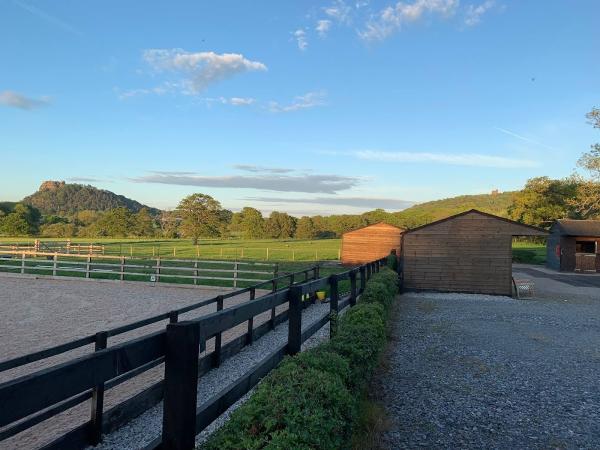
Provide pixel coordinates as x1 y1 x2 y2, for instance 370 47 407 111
22 181 160 216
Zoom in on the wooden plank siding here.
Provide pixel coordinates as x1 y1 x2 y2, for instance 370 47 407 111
341 223 404 265
403 210 547 296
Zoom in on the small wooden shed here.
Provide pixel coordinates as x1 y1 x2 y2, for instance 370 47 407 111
546 220 600 272
341 222 404 265
402 209 547 296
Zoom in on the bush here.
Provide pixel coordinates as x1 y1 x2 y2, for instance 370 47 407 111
200 266 398 450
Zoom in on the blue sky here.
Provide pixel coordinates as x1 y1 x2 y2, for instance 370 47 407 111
1 0 598 215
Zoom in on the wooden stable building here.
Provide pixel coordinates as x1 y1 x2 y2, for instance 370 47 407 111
402 210 547 296
546 220 600 272
341 223 404 265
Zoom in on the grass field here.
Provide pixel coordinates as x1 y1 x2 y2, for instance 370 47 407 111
0 237 548 266
0 237 342 261
511 241 546 265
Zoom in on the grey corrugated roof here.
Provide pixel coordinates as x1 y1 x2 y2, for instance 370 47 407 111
552 219 600 236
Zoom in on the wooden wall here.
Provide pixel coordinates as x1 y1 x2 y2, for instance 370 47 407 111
561 236 600 272
403 212 543 296
341 223 403 265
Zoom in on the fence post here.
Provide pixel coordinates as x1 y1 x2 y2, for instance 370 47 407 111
162 321 200 450
359 266 366 293
86 256 91 279
288 285 303 355
53 253 58 276
310 266 319 303
233 261 239 288
120 256 125 281
329 274 339 337
20 253 25 274
193 261 198 286
213 295 224 367
398 256 404 294
349 270 357 307
269 279 277 329
89 331 108 445
156 257 161 283
247 287 256 345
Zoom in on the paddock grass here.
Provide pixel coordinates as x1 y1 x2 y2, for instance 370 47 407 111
0 237 342 261
512 241 546 265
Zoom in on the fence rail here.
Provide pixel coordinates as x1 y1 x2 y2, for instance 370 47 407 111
0 241 342 261
0 257 389 450
0 251 278 288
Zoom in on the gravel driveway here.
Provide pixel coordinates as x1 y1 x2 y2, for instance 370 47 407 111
374 292 600 449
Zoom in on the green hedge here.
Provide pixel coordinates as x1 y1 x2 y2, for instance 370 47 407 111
200 267 398 450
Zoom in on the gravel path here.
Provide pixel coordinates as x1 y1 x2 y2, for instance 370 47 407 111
91 300 332 450
374 292 600 449
513 264 600 300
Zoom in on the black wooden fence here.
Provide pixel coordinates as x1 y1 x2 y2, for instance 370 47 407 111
0 258 389 450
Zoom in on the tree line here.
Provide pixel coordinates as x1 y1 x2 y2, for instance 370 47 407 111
0 197 395 241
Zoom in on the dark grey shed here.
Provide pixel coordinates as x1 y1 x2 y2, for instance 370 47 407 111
546 220 600 272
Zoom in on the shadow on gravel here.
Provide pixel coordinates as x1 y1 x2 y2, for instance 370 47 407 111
372 292 600 449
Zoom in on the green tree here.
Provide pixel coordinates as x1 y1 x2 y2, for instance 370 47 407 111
265 211 297 239
570 108 600 218
231 207 265 239
158 211 179 238
133 208 155 237
362 209 391 225
0 214 30 235
176 193 224 244
40 222 78 237
0 203 41 236
295 216 318 239
508 177 580 227
94 207 135 237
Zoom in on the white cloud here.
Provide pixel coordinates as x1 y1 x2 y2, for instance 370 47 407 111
465 1 495 26
142 49 267 93
359 0 459 41
117 85 170 99
494 127 559 151
228 97 255 106
324 0 352 24
293 29 308 51
233 165 294 174
353 150 539 168
133 171 360 194
247 196 414 210
316 19 332 37
269 91 327 113
0 91 50 110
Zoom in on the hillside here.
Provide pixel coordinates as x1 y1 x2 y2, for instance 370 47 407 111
393 191 515 227
21 181 160 216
